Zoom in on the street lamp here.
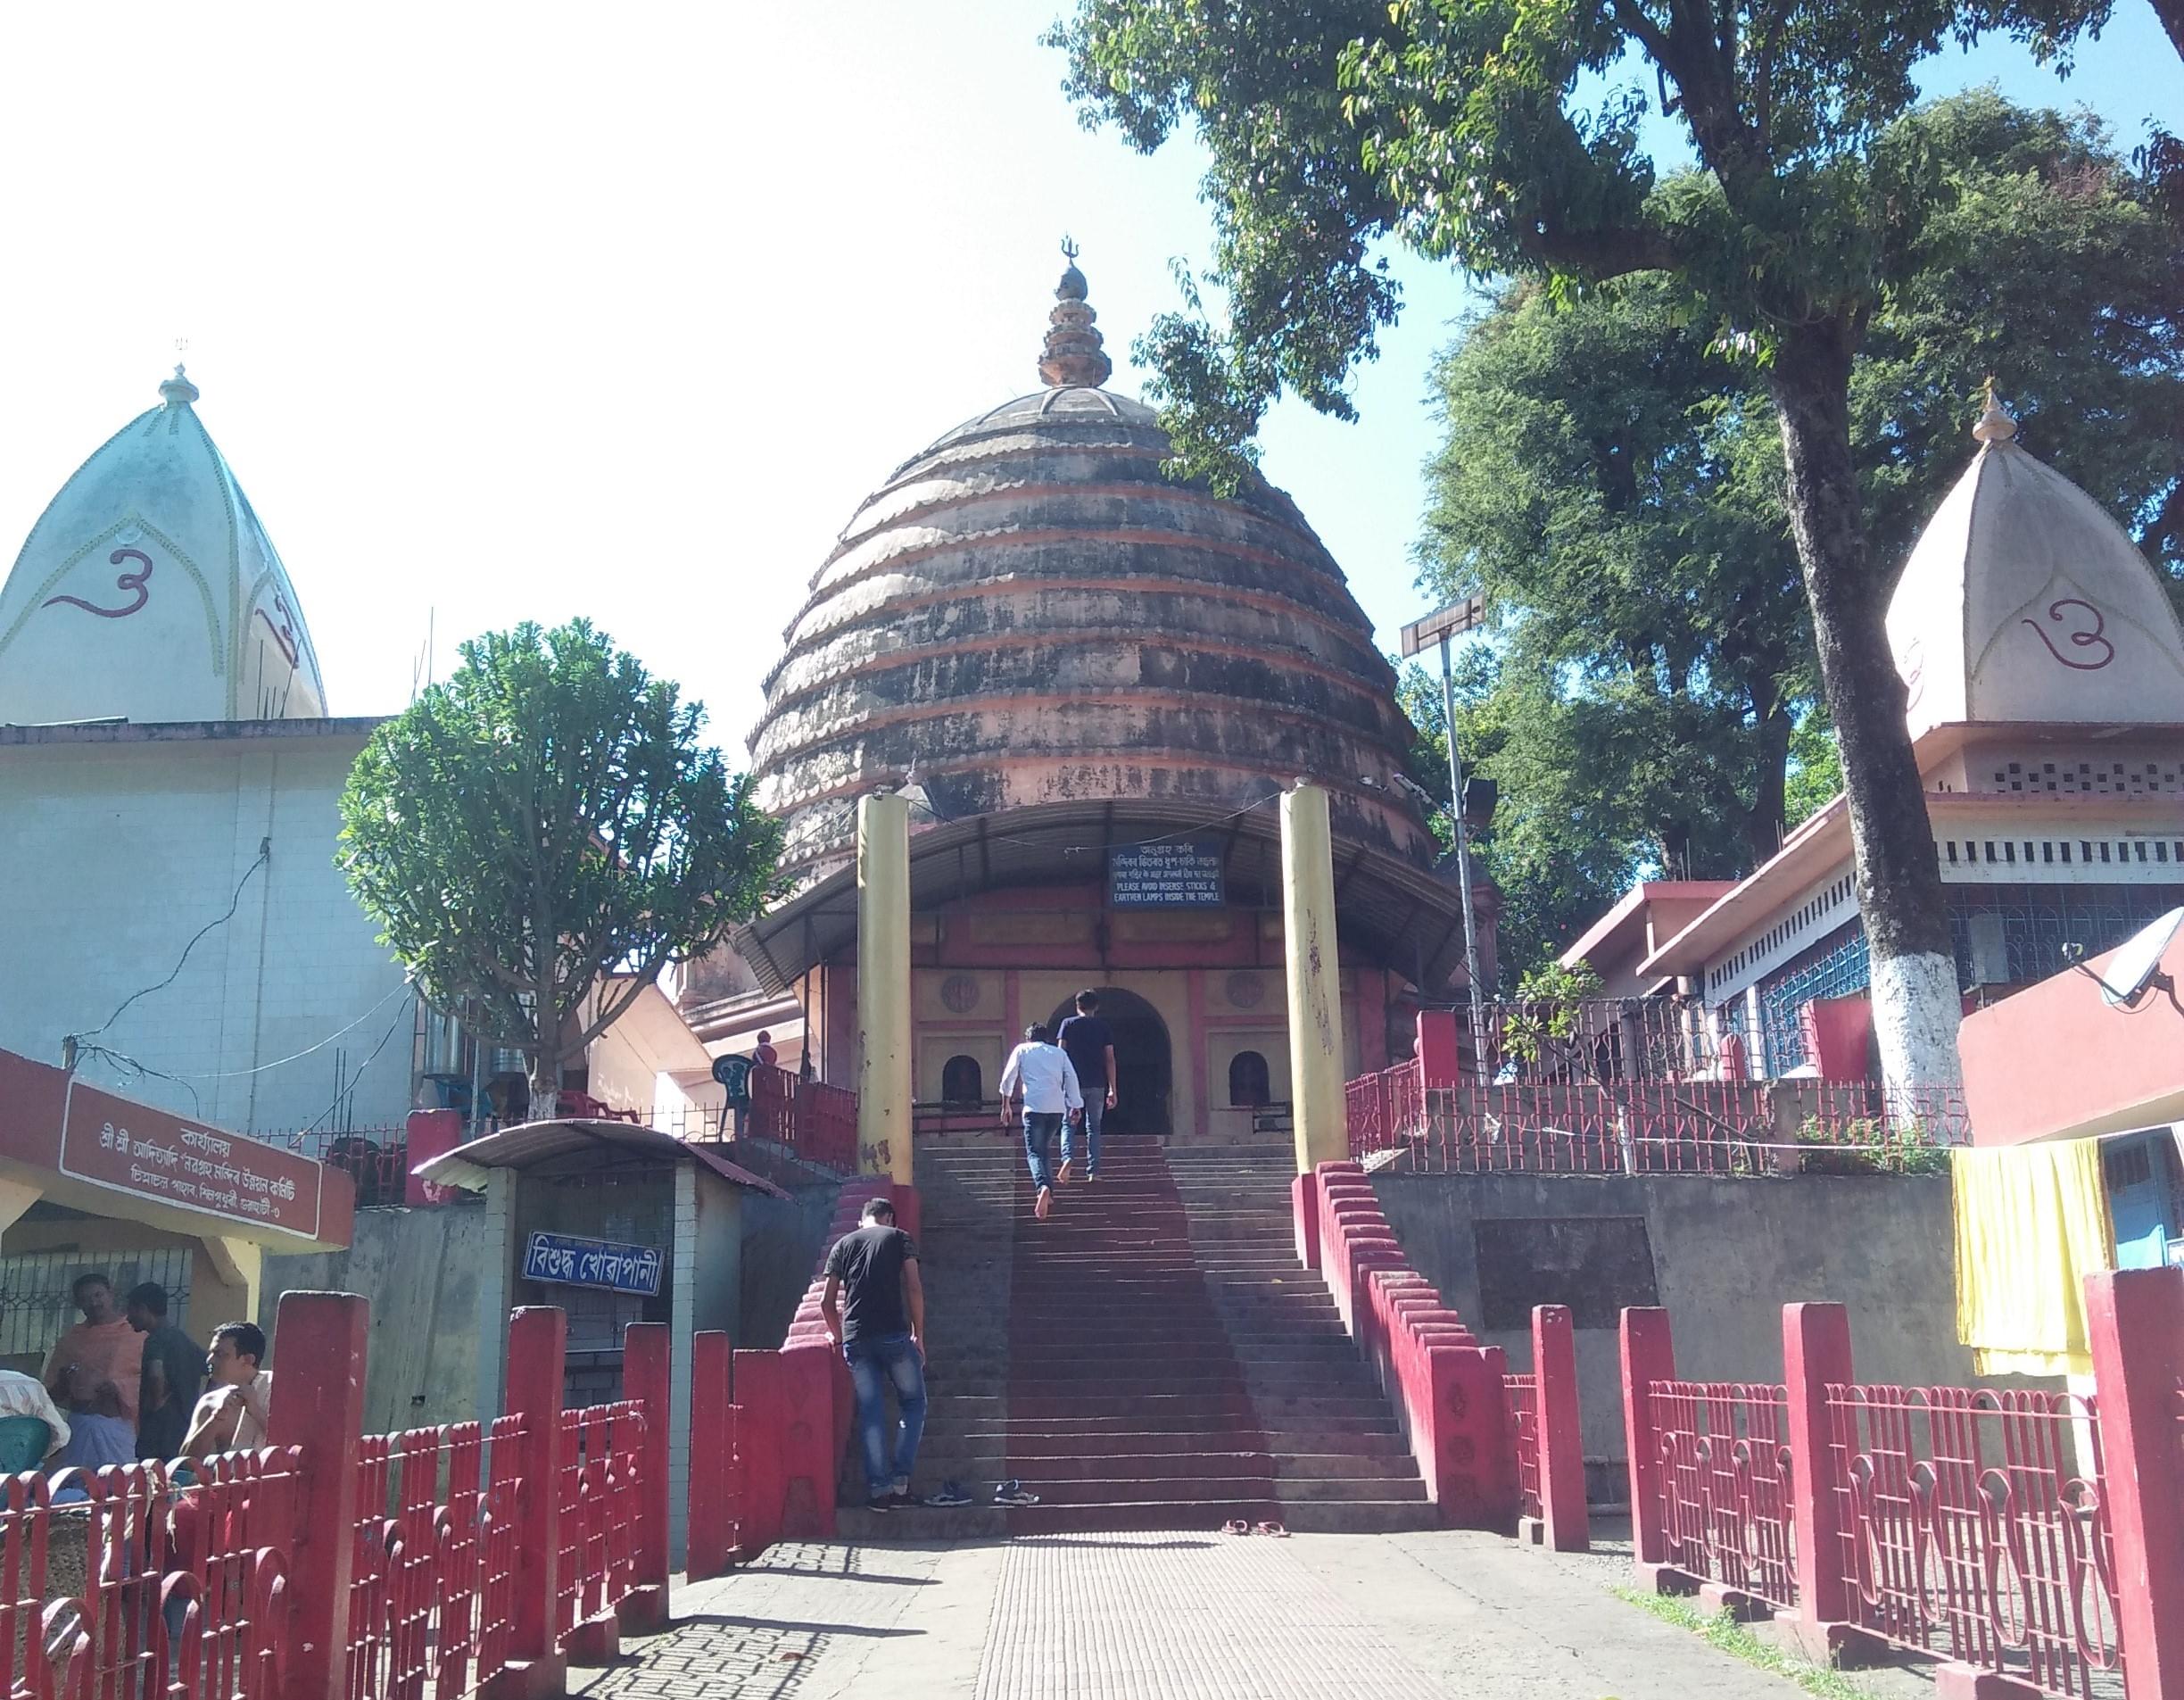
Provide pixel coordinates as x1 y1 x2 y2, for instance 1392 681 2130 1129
1399 596 1489 1073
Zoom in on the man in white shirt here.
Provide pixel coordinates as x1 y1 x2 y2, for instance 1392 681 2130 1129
999 1022 1082 1221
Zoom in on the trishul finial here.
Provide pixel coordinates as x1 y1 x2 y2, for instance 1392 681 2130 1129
1039 237 1111 387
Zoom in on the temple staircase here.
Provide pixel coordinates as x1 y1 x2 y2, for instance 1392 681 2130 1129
837 1134 1432 1537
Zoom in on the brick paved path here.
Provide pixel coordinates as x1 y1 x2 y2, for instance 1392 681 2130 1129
569 1530 1828 1699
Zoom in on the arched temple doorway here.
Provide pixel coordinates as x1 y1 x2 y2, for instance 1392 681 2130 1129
1046 986 1173 1138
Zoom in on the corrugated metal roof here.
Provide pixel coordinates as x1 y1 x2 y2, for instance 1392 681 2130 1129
412 1118 790 1200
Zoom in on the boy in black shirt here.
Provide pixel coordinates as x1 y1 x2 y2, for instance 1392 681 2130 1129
821 1198 928 1509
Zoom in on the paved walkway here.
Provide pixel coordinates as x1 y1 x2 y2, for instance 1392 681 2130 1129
568 1528 1849 1698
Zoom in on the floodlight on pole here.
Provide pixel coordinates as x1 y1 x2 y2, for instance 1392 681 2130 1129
1399 596 1489 1075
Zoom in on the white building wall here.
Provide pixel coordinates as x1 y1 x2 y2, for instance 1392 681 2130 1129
0 726 411 1137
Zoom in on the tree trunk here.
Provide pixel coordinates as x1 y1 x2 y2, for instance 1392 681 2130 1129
528 1042 560 1118
1744 701 1793 866
2151 0 2184 63
1767 320 1962 1095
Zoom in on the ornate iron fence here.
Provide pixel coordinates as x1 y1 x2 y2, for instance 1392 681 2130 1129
345 1414 525 1699
1504 1373 1541 1524
1 1447 306 1700
555 1401 648 1643
1824 1385 2122 1699
1650 1381 1799 1611
1348 1069 1967 1174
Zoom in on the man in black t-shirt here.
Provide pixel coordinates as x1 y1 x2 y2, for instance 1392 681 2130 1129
1055 989 1117 1182
821 1198 928 1510
125 1282 203 1462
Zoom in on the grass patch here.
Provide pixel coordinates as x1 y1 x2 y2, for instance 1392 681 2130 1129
1609 1586 1875 1700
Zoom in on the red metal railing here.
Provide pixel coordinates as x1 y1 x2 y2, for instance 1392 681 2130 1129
283 1126 414 1207
1348 1071 1968 1175
1824 1385 2122 1698
555 1402 648 1643
1504 1373 1541 1523
1622 1294 2158 1700
747 1066 857 1173
0 1447 305 1700
345 1414 525 1699
0 1311 671 1700
1477 996 1735 1082
1344 1064 1425 1162
1651 1381 1799 1611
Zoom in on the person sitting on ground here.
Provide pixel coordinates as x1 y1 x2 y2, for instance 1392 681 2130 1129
43 1273 144 1472
126 1282 204 1464
0 1366 70 1462
1000 1022 1082 1222
182 1322 274 1460
820 1198 928 1511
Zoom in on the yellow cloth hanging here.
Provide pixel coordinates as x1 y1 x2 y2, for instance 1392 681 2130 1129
1952 1140 2115 1378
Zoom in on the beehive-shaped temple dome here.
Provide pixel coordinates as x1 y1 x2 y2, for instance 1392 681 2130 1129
749 257 1429 881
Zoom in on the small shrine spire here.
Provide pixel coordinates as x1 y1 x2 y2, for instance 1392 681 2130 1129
159 363 200 407
1038 236 1113 389
1973 375 2017 444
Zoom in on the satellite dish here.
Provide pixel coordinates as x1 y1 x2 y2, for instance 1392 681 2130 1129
2093 907 2184 1008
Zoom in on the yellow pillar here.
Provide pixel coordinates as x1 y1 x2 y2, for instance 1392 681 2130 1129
856 791 914 1183
200 1235 264 1325
0 1178 42 1242
1281 780 1349 1173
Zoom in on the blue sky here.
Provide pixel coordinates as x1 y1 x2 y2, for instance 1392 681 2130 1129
0 3 2174 750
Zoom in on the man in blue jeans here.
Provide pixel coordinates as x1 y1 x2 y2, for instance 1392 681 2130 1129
1000 1022 1083 1221
821 1198 928 1510
1055 989 1118 1183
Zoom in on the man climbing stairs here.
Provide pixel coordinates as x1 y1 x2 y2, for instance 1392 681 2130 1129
838 1134 1432 1536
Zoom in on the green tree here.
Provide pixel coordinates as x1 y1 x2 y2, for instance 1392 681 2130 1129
338 619 783 1106
1413 93 2182 978
1055 5 2131 1088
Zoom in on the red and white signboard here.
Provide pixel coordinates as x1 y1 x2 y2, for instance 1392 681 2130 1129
56 1080 325 1240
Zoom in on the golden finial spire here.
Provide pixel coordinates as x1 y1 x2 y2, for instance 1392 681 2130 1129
1038 236 1112 388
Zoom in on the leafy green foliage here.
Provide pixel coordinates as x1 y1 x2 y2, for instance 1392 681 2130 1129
1502 961 1606 1062
1057 0 2167 1032
1783 713 1842 830
1052 2 2123 485
1795 1115 1953 1173
1410 94 2180 976
338 619 783 1097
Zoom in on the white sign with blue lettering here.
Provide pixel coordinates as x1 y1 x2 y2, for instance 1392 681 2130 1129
523 1231 664 1297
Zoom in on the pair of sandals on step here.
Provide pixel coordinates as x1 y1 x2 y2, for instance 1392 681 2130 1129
923 1478 1039 1507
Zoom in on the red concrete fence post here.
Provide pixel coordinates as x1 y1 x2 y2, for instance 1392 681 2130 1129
1777 1302 1878 1664
2085 1267 2184 1700
403 1108 463 1204
1533 1305 1589 1553
267 1291 369 1700
1619 1307 1675 1580
497 1306 567 1699
1292 1169 1321 1269
1415 1008 1463 1087
687 1331 734 1581
618 1322 672 1633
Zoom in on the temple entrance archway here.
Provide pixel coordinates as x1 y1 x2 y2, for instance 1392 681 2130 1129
1046 987 1172 1138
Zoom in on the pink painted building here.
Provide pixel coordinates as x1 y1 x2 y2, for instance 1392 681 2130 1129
687 259 1486 1138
